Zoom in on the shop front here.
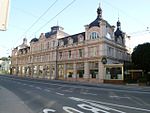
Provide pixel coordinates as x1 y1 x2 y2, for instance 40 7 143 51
104 64 124 84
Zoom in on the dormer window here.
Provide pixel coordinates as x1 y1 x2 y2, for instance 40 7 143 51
68 37 73 44
90 32 100 39
59 40 64 46
78 34 84 42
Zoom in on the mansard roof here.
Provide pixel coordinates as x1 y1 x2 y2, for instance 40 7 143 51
30 38 38 43
58 32 85 45
45 31 57 38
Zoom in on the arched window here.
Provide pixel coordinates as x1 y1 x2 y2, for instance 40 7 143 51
78 34 84 42
90 32 99 39
68 37 73 44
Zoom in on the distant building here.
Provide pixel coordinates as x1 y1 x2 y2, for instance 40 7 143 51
0 57 10 74
10 5 131 84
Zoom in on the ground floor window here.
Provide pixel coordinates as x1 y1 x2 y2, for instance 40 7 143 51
77 63 84 78
77 70 84 78
90 70 98 78
105 64 123 80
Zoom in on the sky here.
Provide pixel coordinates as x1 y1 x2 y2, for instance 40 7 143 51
0 0 150 57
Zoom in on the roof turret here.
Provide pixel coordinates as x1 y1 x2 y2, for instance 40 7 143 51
114 19 123 39
89 4 102 28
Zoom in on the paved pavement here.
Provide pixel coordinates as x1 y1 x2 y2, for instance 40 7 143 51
0 85 34 113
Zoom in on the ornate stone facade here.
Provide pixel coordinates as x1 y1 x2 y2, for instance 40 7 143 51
10 6 130 83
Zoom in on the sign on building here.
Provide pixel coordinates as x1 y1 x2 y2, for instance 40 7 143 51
0 0 10 31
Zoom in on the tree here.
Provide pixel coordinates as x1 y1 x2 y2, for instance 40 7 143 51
131 43 150 73
0 57 9 61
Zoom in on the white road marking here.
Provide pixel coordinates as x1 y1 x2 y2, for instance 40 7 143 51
63 106 84 113
81 92 97 96
69 97 150 112
56 92 64 96
17 82 21 84
36 87 42 90
78 103 111 113
43 108 56 113
63 90 73 92
44 89 51 92
29 85 34 87
110 96 130 99
70 97 125 113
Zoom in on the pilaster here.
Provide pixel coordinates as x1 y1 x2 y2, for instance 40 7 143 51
84 61 89 79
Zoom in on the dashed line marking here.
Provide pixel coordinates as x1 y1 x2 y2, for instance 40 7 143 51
56 92 64 96
17 82 21 84
110 96 130 99
63 90 73 92
29 85 34 87
36 87 42 90
44 89 51 92
81 92 97 96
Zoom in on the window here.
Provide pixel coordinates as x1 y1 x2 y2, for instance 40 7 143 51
68 50 71 58
59 40 64 46
79 49 83 57
47 42 49 49
68 37 73 44
59 52 62 59
89 47 97 57
78 35 84 42
107 46 114 57
106 32 111 39
105 67 123 80
53 40 55 47
90 32 99 39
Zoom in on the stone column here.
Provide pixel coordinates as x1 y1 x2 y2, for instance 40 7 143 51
20 66 22 77
84 61 89 79
43 65 46 79
73 63 77 79
64 64 67 79
84 46 88 58
98 60 104 83
51 64 55 80
31 65 34 78
36 65 39 78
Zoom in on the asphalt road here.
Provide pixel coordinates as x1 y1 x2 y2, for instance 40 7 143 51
0 75 150 113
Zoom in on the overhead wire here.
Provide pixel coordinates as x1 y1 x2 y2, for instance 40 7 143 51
102 1 148 33
12 0 59 48
31 0 77 37
20 0 59 38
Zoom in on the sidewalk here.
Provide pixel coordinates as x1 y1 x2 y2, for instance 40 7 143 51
0 85 34 113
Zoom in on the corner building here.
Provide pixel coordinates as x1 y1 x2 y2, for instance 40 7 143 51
11 6 130 84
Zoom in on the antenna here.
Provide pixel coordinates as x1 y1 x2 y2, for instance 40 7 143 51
118 12 120 21
57 20 59 26
99 0 101 7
